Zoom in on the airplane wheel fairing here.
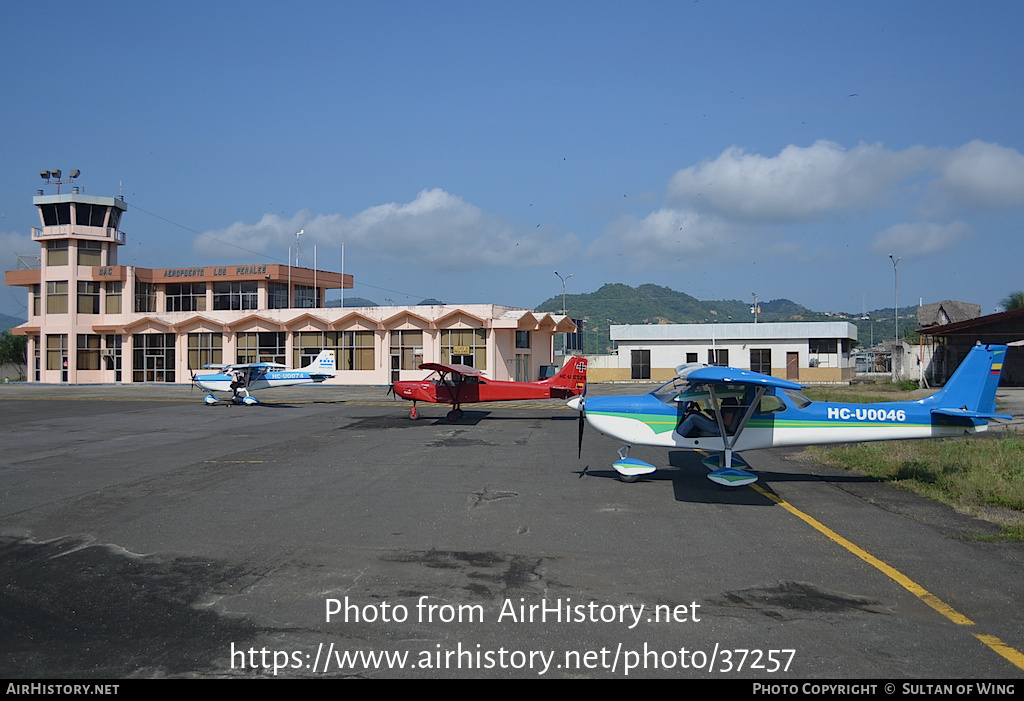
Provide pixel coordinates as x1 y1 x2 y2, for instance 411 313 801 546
410 406 419 419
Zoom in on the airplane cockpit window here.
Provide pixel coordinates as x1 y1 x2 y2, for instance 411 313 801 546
783 389 813 409
752 388 787 414
652 378 689 405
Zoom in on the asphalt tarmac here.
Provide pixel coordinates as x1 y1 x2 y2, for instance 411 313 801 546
1 383 1023 679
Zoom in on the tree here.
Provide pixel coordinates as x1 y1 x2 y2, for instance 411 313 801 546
1001 290 1024 311
0 330 28 380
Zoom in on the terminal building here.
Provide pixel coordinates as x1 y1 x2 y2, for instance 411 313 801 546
589 321 858 383
4 182 576 385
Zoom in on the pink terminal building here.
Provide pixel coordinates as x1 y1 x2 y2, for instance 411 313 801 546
5 182 576 385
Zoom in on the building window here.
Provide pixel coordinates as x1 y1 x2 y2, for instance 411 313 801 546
809 339 839 368
213 281 257 310
77 281 100 314
105 281 122 314
40 203 71 227
268 282 289 309
46 334 67 371
46 281 68 314
293 331 338 368
340 330 375 371
77 241 103 266
134 282 156 313
686 352 698 364
46 240 68 266
32 285 41 316
708 349 729 366
236 332 286 365
390 330 423 370
293 285 320 309
750 349 771 374
515 330 531 349
166 283 207 312
441 328 486 368
631 349 650 380
104 335 122 381
132 333 175 382
188 333 222 368
514 354 530 382
77 334 101 370
75 203 110 228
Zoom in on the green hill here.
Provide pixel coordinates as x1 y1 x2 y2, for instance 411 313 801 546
534 283 913 353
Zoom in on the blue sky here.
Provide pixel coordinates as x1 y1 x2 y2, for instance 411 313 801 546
3 1 1023 320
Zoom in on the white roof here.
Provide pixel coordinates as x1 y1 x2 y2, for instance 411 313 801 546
610 321 857 343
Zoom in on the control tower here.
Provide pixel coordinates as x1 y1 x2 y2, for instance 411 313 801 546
4 171 128 381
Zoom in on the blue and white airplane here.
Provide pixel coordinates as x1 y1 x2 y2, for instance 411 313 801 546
569 343 1011 486
192 350 336 405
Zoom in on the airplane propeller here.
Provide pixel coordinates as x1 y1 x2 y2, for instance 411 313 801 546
567 392 585 458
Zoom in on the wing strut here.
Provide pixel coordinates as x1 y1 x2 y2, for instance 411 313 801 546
705 384 766 486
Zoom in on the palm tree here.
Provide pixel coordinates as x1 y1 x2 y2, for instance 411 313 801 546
1001 291 1024 311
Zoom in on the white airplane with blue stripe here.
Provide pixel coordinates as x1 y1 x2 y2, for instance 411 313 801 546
569 344 1010 487
192 350 336 405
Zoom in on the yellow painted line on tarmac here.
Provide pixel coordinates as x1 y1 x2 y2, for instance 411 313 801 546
750 483 973 625
975 634 1024 669
748 482 1024 671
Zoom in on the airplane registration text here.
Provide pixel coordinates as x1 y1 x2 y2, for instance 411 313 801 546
827 407 907 422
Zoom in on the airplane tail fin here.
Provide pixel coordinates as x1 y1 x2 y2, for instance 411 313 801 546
542 357 588 394
926 344 1009 419
301 350 337 377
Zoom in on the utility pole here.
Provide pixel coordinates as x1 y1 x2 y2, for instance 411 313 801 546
889 254 901 381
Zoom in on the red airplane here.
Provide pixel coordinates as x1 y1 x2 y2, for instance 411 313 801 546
390 357 588 421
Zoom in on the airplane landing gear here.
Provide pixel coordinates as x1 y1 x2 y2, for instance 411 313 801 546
447 408 464 422
410 403 419 420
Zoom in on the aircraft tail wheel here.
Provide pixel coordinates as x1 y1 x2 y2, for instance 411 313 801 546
410 406 419 420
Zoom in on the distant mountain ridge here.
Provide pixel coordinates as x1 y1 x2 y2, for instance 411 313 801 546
0 313 26 332
534 283 843 325
534 283 918 351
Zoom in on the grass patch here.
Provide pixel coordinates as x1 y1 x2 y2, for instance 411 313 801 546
803 384 927 404
807 432 1024 541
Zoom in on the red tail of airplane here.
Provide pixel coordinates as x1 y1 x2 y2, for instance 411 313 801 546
541 357 588 397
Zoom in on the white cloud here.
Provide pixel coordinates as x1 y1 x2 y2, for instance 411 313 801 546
668 140 936 222
194 188 578 268
934 140 1024 209
589 208 743 269
0 230 38 269
870 221 973 258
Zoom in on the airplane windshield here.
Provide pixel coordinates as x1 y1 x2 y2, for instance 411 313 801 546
652 378 691 405
783 389 813 409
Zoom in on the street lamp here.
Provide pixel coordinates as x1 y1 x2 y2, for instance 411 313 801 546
554 271 574 357
554 271 574 315
889 254 901 380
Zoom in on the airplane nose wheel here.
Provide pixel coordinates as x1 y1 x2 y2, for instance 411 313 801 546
409 404 419 420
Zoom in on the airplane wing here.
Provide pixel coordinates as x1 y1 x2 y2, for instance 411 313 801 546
418 362 486 377
684 366 805 390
